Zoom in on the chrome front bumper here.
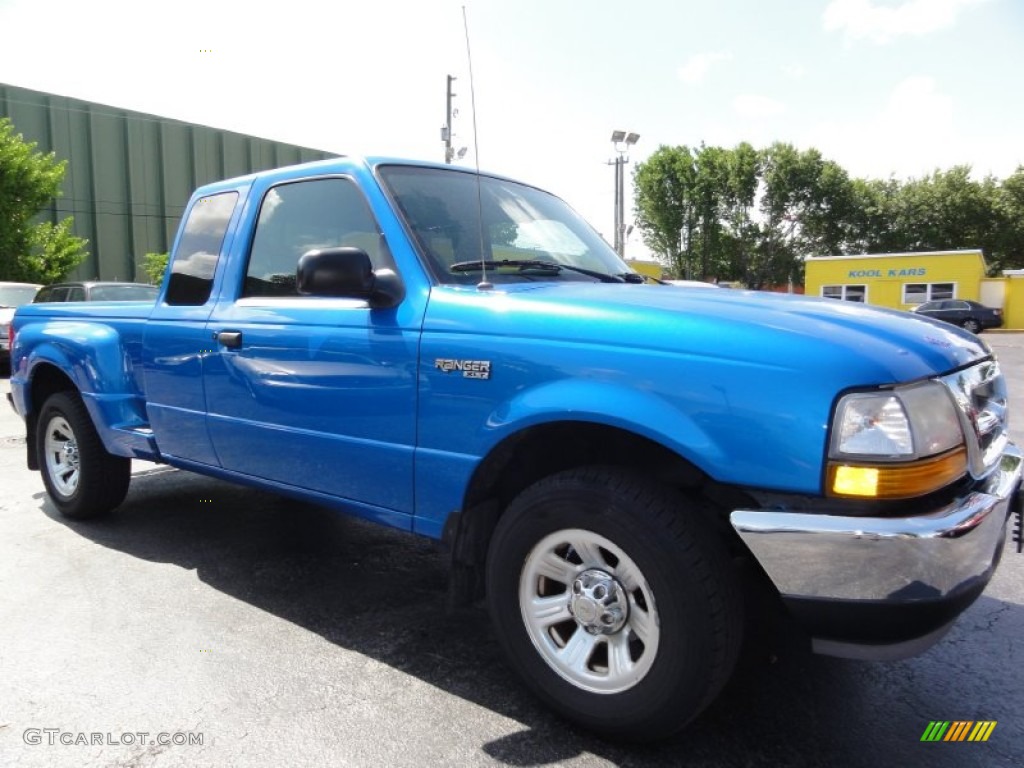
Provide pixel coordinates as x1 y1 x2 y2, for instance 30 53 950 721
730 443 1022 660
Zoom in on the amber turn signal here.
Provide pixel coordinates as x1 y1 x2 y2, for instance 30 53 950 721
827 446 968 499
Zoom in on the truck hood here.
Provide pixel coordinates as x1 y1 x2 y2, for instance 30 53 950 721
426 282 989 385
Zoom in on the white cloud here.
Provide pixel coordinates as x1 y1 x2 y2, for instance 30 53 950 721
677 52 731 85
823 0 987 45
733 94 786 119
804 76 958 178
886 75 955 122
782 63 806 79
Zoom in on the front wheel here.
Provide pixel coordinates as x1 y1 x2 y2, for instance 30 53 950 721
486 467 743 740
963 318 982 334
36 391 131 519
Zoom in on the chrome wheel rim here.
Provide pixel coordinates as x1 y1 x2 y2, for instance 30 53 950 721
519 528 659 694
44 415 80 498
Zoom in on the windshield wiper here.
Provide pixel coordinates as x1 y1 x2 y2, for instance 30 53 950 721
449 259 627 283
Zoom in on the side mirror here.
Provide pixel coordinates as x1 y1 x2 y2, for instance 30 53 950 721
296 247 404 309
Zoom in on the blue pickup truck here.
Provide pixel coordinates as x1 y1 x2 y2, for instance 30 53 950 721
8 157 1022 739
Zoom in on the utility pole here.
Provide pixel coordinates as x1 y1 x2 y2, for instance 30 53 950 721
442 75 456 164
608 131 640 258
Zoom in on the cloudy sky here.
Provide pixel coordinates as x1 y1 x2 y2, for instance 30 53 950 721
0 0 1020 261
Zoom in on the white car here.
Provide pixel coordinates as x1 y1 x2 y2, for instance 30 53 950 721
0 282 42 366
664 279 721 288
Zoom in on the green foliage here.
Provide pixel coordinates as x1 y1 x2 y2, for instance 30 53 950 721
633 145 696 278
633 143 1024 286
0 118 87 282
992 167 1024 273
491 223 519 248
141 252 170 284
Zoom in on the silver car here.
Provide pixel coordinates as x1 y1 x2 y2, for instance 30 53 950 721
0 282 42 367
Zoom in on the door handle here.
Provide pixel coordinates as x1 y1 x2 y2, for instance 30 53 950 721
215 330 243 349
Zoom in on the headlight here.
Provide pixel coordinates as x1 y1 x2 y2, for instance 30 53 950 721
827 382 966 499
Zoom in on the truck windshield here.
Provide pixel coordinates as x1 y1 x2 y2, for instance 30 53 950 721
378 165 633 285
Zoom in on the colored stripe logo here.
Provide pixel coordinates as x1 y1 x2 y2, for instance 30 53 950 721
921 721 997 742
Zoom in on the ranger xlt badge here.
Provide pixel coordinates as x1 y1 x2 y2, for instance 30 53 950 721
435 359 492 380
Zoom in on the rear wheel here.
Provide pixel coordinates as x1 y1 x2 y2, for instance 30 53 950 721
36 392 130 519
486 467 743 740
963 318 982 334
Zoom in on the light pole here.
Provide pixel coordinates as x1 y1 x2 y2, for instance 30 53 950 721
609 130 639 258
443 75 457 163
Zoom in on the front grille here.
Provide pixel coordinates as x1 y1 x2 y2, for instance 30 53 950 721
940 360 1008 478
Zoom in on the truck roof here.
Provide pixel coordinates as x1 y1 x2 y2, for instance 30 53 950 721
192 155 528 197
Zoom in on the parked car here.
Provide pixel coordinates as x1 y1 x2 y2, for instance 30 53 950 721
664 279 722 288
33 281 159 303
912 299 1002 334
1 282 42 367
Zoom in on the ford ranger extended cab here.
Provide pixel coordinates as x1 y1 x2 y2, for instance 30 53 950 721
8 157 1023 739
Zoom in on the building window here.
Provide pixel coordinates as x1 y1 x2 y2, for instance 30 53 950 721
822 284 867 302
903 282 955 304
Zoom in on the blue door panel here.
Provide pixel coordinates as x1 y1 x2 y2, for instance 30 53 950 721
202 305 419 513
142 319 220 464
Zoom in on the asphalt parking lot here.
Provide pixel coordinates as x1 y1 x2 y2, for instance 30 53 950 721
1 335 1023 768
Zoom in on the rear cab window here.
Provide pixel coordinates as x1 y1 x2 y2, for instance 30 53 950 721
166 192 239 306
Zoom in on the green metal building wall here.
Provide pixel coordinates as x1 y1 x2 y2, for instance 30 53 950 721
1 82 336 281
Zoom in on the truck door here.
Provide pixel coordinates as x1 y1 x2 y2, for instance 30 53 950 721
143 190 241 466
202 176 421 517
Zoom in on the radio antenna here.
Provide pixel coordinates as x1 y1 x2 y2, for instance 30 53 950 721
462 5 492 291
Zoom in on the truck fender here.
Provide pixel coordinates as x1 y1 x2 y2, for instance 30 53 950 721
482 377 727 473
441 379 729 607
20 321 145 455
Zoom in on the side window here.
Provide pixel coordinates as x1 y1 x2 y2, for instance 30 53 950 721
243 178 384 298
166 192 239 306
48 287 71 302
66 287 86 301
904 282 956 304
822 284 866 302
904 284 927 304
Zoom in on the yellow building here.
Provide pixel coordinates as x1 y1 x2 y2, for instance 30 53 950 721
804 250 990 311
626 259 664 280
1001 270 1024 330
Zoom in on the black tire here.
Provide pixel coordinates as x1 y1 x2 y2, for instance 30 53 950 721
963 319 982 334
36 391 131 519
486 466 743 740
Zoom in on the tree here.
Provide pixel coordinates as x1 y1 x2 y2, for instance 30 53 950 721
992 167 1024 271
0 117 87 282
846 167 1017 271
891 167 996 253
633 145 696 278
745 143 856 288
845 177 904 254
141 252 170 284
635 139 1023 286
